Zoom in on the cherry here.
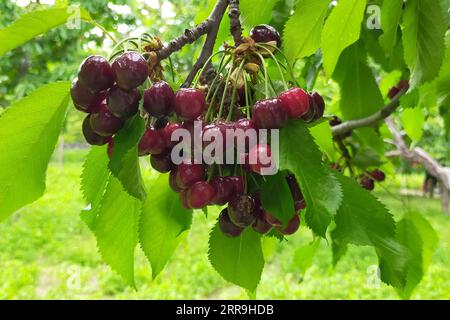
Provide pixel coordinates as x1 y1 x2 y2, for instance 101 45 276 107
210 177 234 206
138 127 167 156
89 104 125 136
279 87 310 119
398 80 410 91
310 91 325 120
176 163 206 189
248 144 272 174
169 168 183 193
187 181 216 209
264 212 282 227
250 24 281 47
175 88 207 121
143 81 176 117
228 195 257 228
329 116 342 127
234 118 258 152
225 176 245 196
112 52 149 90
107 139 115 158
286 174 306 211
252 216 273 234
252 98 288 129
360 177 375 191
82 115 111 146
370 169 386 182
180 190 191 209
388 86 400 99
78 56 114 93
163 122 183 148
150 150 174 173
276 214 300 235
107 85 141 119
219 209 244 238
70 80 106 113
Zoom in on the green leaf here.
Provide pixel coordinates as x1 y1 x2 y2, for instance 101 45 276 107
379 0 404 55
240 0 278 27
0 6 92 56
140 174 193 279
95 176 141 287
401 107 425 142
283 0 330 62
331 238 348 267
321 0 366 76
279 121 342 237
0 82 70 222
400 88 420 109
208 225 264 292
260 171 295 227
109 115 146 200
293 238 321 276
333 41 385 120
332 173 409 288
310 121 336 161
402 0 447 87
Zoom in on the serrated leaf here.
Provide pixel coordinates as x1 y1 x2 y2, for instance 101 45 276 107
402 0 447 87
279 121 342 237
95 176 141 287
333 173 409 288
109 115 146 200
240 0 278 27
400 88 420 108
310 121 336 161
140 174 193 279
0 82 70 222
321 0 366 76
379 0 404 55
333 41 385 120
0 6 92 56
260 171 295 227
331 238 348 267
283 0 330 62
401 107 425 142
293 238 321 276
208 224 264 292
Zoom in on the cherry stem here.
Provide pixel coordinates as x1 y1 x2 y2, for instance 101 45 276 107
192 50 228 88
217 58 234 120
226 60 246 122
243 73 251 119
255 44 289 91
262 43 298 87
93 21 118 45
255 52 270 99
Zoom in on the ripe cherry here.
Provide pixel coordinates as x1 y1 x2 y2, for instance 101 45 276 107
176 163 206 189
163 122 183 148
138 127 167 156
248 144 272 175
89 104 125 136
276 214 301 235
144 81 175 117
225 176 245 196
70 81 106 113
219 209 244 238
279 87 310 119
150 150 174 173
370 169 386 182
78 56 114 93
310 91 325 120
180 190 191 209
360 177 375 191
187 181 216 209
107 85 141 118
252 216 273 234
252 98 288 129
175 88 207 121
250 24 281 47
169 168 183 193
210 177 234 206
112 52 149 90
234 118 258 152
264 212 282 227
228 195 257 228
82 115 112 146
398 80 410 92
388 86 400 99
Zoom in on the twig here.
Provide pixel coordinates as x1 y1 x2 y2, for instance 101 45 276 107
228 0 243 45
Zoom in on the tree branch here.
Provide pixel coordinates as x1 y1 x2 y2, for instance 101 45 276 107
228 0 243 45
331 87 408 138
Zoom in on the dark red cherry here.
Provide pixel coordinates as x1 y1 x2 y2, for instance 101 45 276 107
228 195 257 228
175 88 206 121
180 190 192 209
252 216 273 234
234 118 258 152
279 87 310 119
210 177 234 205
150 150 174 173
138 127 167 156
250 24 281 47
252 98 288 129
144 81 175 117
70 80 106 113
264 212 282 227
176 163 206 189
107 85 141 119
169 168 183 193
388 86 400 99
219 209 244 238
370 169 386 182
276 214 301 235
163 122 183 148
360 177 375 191
112 52 149 90
286 174 306 212
187 181 216 209
248 144 272 175
82 115 111 146
398 80 410 91
225 176 245 196
78 56 114 93
89 104 124 136
310 91 325 120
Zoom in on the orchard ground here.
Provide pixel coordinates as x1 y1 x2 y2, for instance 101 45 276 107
0 149 448 300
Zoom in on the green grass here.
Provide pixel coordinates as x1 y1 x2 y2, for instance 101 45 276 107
0 151 449 299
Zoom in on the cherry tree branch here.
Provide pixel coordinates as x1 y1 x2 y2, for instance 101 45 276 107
228 0 243 45
331 87 408 138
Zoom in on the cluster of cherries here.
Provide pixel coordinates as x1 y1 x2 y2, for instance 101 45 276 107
71 24 322 238
359 169 386 191
388 79 410 99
